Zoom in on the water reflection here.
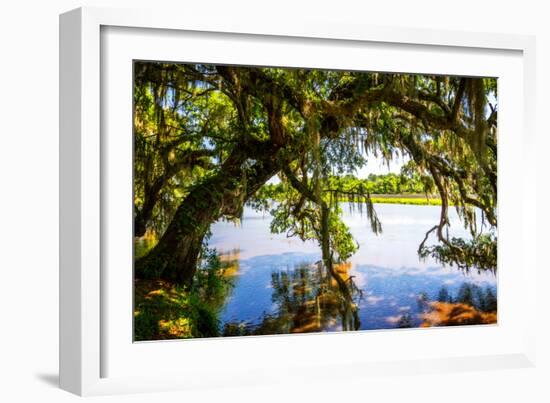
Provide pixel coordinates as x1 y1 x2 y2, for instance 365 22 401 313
418 284 497 327
223 261 362 336
209 204 497 335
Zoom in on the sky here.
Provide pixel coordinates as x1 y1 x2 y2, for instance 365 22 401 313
355 152 408 178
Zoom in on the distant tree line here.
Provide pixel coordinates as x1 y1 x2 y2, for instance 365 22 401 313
255 171 434 202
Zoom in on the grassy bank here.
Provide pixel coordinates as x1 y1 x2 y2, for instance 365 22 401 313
370 194 442 206
134 279 220 340
133 250 238 341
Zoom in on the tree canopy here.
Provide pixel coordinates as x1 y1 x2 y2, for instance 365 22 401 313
133 62 498 289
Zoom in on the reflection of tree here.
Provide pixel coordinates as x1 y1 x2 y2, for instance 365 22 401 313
396 314 413 328
417 283 497 327
437 287 451 303
223 262 362 336
194 248 240 311
454 283 497 312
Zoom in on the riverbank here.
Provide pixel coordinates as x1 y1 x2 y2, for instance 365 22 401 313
133 251 239 341
370 194 442 206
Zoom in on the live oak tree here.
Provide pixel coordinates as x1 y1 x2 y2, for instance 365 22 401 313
133 63 219 237
133 62 498 292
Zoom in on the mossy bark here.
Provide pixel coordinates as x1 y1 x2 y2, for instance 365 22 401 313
135 147 281 287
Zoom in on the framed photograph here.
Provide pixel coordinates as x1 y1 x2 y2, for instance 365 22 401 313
60 6 537 396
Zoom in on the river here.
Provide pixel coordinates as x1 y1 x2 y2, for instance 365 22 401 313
208 203 497 335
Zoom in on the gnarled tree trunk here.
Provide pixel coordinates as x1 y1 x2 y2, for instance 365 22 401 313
135 146 281 287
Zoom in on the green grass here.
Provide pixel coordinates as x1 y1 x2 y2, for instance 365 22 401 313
133 279 219 341
370 195 442 206
133 247 237 341
335 194 442 206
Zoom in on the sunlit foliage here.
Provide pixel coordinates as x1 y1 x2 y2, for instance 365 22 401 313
133 62 498 289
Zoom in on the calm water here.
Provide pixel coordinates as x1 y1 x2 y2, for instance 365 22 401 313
208 203 497 334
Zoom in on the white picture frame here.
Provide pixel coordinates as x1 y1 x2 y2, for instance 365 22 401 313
59 6 537 396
